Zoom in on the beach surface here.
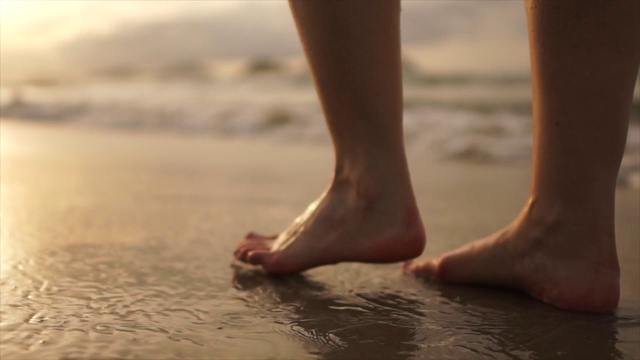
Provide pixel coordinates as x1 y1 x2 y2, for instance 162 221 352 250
1 120 638 359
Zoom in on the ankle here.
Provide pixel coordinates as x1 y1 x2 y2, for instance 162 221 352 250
526 191 616 221
514 196 619 270
328 173 378 210
520 196 615 232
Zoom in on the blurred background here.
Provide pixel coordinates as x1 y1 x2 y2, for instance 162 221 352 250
1 0 638 185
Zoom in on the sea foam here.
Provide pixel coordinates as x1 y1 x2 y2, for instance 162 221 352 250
1 80 638 188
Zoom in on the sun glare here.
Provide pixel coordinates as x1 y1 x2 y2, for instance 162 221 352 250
0 0 84 50
0 0 243 51
0 0 29 16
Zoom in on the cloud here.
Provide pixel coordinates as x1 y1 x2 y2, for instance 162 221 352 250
59 2 300 70
59 1 526 68
1 1 528 81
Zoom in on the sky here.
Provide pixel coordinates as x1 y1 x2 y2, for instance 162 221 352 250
0 1 242 50
0 1 531 82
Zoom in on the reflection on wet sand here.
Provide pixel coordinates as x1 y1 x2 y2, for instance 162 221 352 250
233 267 633 360
432 283 624 359
232 268 424 360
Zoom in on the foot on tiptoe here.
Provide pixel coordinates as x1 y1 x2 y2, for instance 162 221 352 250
234 178 425 275
405 200 620 313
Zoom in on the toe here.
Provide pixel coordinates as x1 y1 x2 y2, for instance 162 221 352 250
246 249 272 266
234 246 250 261
404 259 440 279
245 232 278 240
402 260 416 273
235 244 261 262
236 238 270 250
235 235 276 261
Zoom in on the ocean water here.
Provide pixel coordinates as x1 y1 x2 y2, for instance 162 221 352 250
1 76 639 188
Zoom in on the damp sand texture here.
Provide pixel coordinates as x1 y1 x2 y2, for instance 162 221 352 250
1 120 638 359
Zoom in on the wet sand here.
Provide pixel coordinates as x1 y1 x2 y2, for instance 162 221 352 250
1 120 638 359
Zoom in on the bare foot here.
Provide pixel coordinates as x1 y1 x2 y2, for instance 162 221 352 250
404 199 620 312
234 178 425 275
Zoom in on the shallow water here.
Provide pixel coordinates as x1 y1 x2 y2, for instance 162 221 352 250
1 121 638 359
2 79 639 188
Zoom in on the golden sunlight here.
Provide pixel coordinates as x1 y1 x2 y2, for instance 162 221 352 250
0 0 241 50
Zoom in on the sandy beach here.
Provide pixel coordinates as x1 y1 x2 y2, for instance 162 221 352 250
1 119 638 359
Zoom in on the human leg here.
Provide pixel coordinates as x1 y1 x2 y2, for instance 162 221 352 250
405 0 640 312
234 0 425 274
